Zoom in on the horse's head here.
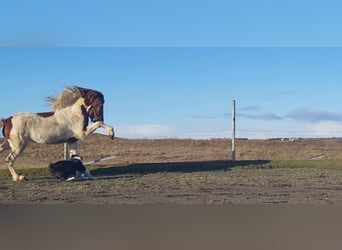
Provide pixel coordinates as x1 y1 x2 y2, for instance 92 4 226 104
47 86 106 123
77 87 105 123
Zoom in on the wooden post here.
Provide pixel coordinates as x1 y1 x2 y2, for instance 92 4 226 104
64 142 78 160
64 143 69 160
69 141 78 159
232 100 236 161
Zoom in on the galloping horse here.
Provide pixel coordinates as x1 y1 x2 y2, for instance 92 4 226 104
0 86 114 181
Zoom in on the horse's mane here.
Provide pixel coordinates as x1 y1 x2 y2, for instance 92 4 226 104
46 86 82 111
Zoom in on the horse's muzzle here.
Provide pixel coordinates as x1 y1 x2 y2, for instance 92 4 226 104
88 106 104 123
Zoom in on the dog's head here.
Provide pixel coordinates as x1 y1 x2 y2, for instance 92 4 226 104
71 154 83 161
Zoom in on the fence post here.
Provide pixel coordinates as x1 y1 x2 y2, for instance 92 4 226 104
64 142 78 160
69 141 78 159
232 100 236 161
64 143 69 160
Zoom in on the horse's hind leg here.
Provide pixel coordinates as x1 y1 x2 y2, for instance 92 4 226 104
0 140 23 181
0 139 10 153
6 152 26 181
5 141 26 181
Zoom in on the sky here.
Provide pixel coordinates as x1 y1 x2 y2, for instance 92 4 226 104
1 0 342 139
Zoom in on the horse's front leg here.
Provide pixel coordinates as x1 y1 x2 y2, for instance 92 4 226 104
85 121 114 139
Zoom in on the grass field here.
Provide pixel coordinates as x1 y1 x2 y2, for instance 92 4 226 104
2 134 342 177
2 135 342 204
1 159 342 180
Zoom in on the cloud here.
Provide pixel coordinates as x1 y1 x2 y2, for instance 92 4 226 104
239 112 284 121
237 105 283 121
287 108 342 122
116 124 173 138
310 121 342 137
237 107 342 123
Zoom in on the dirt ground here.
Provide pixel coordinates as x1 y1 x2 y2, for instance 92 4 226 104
1 135 342 204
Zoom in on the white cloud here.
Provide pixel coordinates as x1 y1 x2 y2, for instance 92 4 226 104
239 112 284 121
107 110 342 139
116 124 174 138
309 121 342 137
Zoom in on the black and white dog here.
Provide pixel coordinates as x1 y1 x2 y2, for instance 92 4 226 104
49 155 96 181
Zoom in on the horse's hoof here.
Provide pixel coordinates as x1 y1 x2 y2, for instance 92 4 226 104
13 175 26 181
109 128 115 140
18 175 27 181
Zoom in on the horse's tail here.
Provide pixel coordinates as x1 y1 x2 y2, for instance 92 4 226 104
0 118 6 138
0 117 12 139
0 118 10 149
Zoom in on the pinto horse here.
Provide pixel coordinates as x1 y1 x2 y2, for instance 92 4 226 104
0 86 114 181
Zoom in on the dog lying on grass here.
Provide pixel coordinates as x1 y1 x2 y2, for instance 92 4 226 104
49 155 96 181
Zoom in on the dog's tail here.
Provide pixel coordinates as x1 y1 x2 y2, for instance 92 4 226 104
48 163 57 174
48 163 59 179
48 163 57 170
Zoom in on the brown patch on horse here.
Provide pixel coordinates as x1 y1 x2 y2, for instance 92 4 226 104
76 86 104 122
37 111 55 118
1 117 13 139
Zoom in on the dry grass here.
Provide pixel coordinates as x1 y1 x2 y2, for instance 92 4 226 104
0 134 342 176
1 134 342 171
2 135 342 204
